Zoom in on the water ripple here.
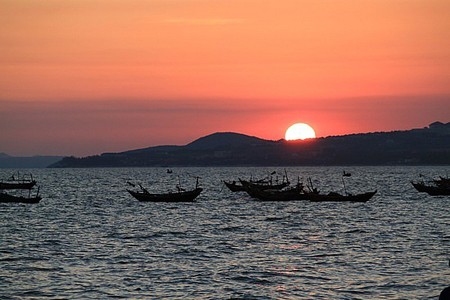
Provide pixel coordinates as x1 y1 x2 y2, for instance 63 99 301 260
0 166 449 299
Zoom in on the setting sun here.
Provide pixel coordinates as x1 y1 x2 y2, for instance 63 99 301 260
285 123 316 141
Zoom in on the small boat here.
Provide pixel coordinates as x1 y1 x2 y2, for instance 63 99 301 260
411 181 450 196
309 190 377 203
0 191 42 204
0 184 41 204
0 173 37 190
244 182 315 201
343 171 351 177
0 173 41 204
223 180 246 192
434 176 450 188
127 178 202 202
225 170 290 192
127 188 202 202
239 178 290 191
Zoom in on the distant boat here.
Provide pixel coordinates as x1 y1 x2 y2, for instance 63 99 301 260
411 181 450 196
0 190 41 204
0 173 37 190
225 170 290 192
0 172 41 204
223 180 246 192
127 178 202 202
309 190 377 203
240 179 290 191
244 182 315 201
127 188 202 202
343 171 351 177
434 176 450 188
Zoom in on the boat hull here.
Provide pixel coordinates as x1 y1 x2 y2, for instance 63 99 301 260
0 180 37 190
127 188 203 202
239 179 290 191
245 185 312 201
411 182 450 196
223 181 246 192
0 192 41 204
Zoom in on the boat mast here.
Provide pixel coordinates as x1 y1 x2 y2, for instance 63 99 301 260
342 176 348 195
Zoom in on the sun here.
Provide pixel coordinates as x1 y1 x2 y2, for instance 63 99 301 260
285 123 316 141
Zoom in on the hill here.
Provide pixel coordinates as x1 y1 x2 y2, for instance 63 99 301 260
0 154 63 168
185 132 271 150
49 122 450 167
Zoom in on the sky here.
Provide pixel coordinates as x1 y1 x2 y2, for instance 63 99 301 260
1 0 449 156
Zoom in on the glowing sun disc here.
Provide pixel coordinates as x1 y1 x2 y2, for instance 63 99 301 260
285 123 316 140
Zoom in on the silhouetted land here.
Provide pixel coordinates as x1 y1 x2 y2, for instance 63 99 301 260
50 122 450 167
0 153 62 169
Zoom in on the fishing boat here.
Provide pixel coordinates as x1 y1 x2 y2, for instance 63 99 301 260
223 180 246 192
239 171 290 191
411 181 450 196
434 176 450 188
244 181 315 201
0 173 37 190
307 174 376 202
0 172 41 204
0 190 41 204
127 178 202 202
225 170 290 192
225 178 289 192
309 190 377 202
240 178 290 191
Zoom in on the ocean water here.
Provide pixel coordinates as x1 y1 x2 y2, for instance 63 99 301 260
0 166 449 299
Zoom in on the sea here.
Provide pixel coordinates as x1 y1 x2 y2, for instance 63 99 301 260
0 166 449 299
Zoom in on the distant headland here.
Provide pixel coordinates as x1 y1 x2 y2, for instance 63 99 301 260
0 153 62 169
48 122 450 168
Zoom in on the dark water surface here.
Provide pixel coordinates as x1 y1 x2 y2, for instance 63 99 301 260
1 166 449 299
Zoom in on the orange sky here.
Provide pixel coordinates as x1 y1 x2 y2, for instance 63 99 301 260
1 0 449 156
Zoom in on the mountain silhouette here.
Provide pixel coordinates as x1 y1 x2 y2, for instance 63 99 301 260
49 122 450 167
0 154 63 168
0 153 11 159
185 132 273 150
